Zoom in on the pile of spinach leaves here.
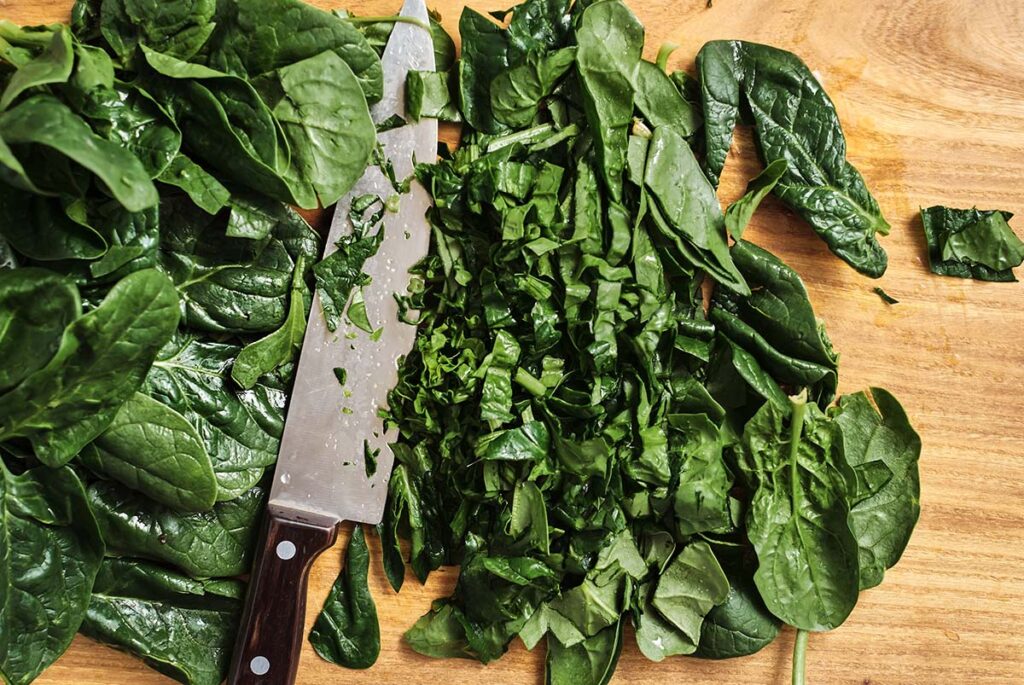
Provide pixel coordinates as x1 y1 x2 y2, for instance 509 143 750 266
331 1 925 683
0 0 388 683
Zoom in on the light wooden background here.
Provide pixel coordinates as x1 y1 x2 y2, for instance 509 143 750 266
3 0 1023 682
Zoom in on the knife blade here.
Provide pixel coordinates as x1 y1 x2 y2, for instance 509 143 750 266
227 1 436 682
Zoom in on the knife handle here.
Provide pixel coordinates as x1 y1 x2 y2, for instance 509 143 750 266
228 509 338 685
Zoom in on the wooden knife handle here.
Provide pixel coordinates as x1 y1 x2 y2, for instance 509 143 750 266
227 508 338 685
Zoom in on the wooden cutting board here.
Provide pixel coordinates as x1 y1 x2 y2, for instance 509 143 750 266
5 0 1023 682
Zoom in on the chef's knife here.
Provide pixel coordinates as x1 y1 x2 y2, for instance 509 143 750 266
227 1 436 682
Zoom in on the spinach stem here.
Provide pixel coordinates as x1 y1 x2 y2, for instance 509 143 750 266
345 16 431 31
514 367 548 398
792 629 809 685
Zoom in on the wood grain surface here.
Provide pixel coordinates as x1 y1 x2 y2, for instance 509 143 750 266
3 0 1023 682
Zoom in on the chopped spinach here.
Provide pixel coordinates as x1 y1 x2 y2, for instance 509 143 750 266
920 205 1024 281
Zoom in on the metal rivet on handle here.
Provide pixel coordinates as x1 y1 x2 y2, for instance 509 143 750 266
250 656 270 675
276 540 296 560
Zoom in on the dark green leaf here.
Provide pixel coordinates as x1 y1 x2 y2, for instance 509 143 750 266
0 268 179 466
724 158 787 239
79 392 218 511
309 526 381 669
920 206 1023 281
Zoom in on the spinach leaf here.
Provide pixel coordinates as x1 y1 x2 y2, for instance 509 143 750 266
202 0 383 102
724 158 787 239
668 414 733 536
697 40 889 276
0 186 107 261
0 268 179 466
0 462 103 685
833 388 921 590
99 0 217 61
737 393 859 631
146 334 284 501
309 525 381 669
643 126 748 294
87 480 264 577
232 255 308 389
710 240 838 407
0 267 79 393
407 70 461 122
638 541 729 658
79 391 218 512
313 218 383 332
920 206 1023 281
545 619 623 685
157 153 230 214
404 601 475 660
0 94 158 211
458 0 571 133
260 49 376 207
0 25 72 111
694 552 781 659
491 47 576 128
81 558 241 685
158 195 318 335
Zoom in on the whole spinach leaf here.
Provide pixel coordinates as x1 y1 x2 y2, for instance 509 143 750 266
0 268 179 466
88 480 264 577
259 50 376 208
0 186 107 261
643 126 748 294
202 0 383 102
0 267 79 393
309 525 381 669
99 0 216 62
697 40 889 276
833 387 921 590
920 206 1024 281
0 94 158 211
158 195 318 335
146 334 284 500
79 391 218 511
81 558 241 685
491 47 576 129
737 393 859 631
0 25 72 111
0 462 103 685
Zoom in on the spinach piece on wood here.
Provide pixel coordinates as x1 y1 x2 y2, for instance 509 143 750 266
309 525 381 669
920 206 1024 281
833 387 921 590
146 334 284 501
81 558 241 685
0 462 104 685
0 267 79 393
724 158 787 239
737 392 860 631
0 268 179 466
79 392 218 512
87 480 264 577
697 40 889 277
